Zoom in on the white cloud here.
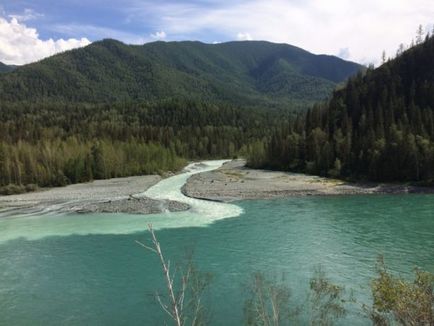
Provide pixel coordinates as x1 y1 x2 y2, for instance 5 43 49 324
0 17 91 65
9 8 43 22
124 0 434 65
337 47 351 60
3 1 432 65
53 23 147 45
150 30 167 40
236 32 252 41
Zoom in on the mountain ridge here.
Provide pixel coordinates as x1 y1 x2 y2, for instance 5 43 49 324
0 39 362 109
249 35 434 182
0 62 16 73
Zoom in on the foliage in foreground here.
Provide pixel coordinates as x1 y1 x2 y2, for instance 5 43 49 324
369 257 434 325
309 268 348 326
138 225 212 326
244 273 297 326
142 227 434 325
243 269 349 326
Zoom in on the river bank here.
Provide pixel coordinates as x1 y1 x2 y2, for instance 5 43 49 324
182 160 434 202
3 159 433 215
0 174 189 215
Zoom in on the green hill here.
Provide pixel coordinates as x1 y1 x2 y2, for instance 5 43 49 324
0 40 361 109
249 35 434 182
0 62 15 73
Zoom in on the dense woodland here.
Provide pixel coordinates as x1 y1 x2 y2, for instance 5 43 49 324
0 33 433 193
0 40 361 193
247 31 434 183
0 100 284 193
0 62 15 74
0 40 360 109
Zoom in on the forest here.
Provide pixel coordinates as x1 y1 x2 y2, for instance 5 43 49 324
0 100 283 193
247 31 434 183
1 31 433 193
0 40 360 109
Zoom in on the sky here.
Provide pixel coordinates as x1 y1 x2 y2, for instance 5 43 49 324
0 0 433 66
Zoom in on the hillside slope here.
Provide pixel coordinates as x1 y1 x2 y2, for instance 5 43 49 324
0 62 15 73
0 40 361 109
248 36 434 182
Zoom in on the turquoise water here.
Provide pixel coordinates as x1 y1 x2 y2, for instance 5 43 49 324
0 162 433 325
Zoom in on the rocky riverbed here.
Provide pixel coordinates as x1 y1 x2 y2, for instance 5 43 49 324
182 160 434 202
2 160 433 215
0 175 190 215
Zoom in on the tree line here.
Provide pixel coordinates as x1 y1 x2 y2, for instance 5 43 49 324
0 139 185 194
1 28 433 193
0 99 286 193
246 28 434 184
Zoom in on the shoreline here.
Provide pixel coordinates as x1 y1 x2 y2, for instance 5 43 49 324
182 160 434 202
2 159 434 215
0 174 190 215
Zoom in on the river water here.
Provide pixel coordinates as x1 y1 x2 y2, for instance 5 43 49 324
0 161 433 325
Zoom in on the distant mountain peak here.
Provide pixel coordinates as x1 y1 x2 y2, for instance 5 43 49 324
0 39 362 108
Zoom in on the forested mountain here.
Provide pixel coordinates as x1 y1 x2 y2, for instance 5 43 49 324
2 34 432 191
0 40 361 109
0 39 362 193
249 34 434 183
0 62 15 73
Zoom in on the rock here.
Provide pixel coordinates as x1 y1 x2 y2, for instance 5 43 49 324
69 197 190 214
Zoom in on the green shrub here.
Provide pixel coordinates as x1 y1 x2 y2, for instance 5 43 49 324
0 184 26 195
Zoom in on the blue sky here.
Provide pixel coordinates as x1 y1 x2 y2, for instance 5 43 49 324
1 0 433 65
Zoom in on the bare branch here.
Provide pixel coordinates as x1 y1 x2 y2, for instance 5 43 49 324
135 240 157 254
138 224 182 326
138 224 212 326
156 294 173 319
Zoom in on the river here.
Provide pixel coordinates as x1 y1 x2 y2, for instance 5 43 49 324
0 161 433 325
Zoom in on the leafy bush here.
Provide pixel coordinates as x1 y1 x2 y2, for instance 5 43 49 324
0 184 26 195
